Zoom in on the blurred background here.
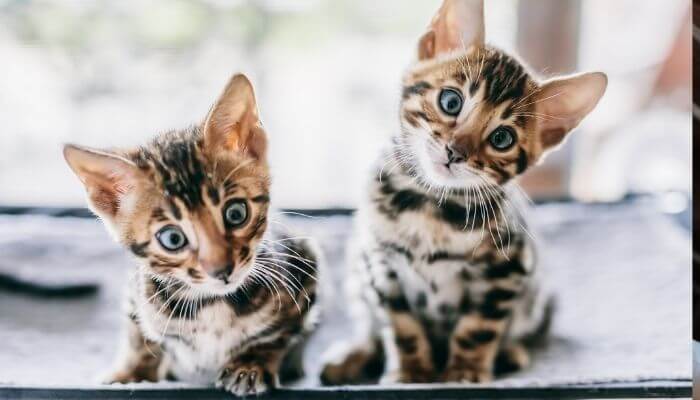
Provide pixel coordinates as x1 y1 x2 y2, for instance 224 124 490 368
0 1 692 392
0 0 691 210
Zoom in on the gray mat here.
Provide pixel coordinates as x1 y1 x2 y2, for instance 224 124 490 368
0 199 691 388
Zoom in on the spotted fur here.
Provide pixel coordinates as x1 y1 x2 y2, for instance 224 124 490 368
64 74 320 396
321 0 605 384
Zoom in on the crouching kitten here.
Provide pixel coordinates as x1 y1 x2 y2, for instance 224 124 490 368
63 74 320 396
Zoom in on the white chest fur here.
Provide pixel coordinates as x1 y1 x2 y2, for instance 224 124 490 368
137 294 276 383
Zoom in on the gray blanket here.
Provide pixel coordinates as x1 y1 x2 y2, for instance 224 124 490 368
0 198 691 388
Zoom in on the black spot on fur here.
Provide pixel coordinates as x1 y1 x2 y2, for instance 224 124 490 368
516 147 529 174
129 241 150 258
457 337 476 350
471 329 497 343
381 242 414 263
437 200 484 230
481 52 528 105
460 268 471 280
402 81 432 99
485 259 527 279
484 288 518 302
438 303 455 316
391 190 426 212
459 293 473 313
480 303 510 320
469 80 480 97
385 294 410 312
395 336 418 353
425 251 467 263
501 106 513 120
207 186 220 205
224 279 266 316
415 292 427 308
494 350 523 375
252 194 270 203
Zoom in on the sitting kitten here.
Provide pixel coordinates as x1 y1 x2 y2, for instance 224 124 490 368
321 0 606 384
63 74 320 396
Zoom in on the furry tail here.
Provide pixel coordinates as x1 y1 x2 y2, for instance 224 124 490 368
319 336 384 385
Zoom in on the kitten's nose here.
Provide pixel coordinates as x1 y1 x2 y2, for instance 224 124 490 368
446 144 466 164
205 263 234 283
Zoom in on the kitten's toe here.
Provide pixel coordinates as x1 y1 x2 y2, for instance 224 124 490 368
380 367 434 384
217 364 271 396
101 369 157 384
442 367 492 383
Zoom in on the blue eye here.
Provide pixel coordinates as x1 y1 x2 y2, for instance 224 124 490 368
155 225 188 251
224 200 248 227
438 88 463 116
488 126 516 151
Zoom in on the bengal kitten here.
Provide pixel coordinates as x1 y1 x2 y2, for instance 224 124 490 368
321 0 606 384
63 74 320 396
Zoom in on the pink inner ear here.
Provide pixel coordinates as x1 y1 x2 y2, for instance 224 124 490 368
535 72 607 151
202 74 265 158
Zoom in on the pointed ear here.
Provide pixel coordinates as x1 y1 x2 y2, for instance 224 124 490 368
535 72 607 150
63 144 142 220
202 73 267 160
418 0 484 60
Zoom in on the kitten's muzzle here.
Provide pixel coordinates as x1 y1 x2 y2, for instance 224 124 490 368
202 262 234 283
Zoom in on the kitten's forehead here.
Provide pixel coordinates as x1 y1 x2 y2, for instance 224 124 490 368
131 126 269 213
405 47 535 109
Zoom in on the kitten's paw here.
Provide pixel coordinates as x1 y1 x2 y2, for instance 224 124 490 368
442 367 492 383
216 364 273 396
101 369 157 384
380 367 434 384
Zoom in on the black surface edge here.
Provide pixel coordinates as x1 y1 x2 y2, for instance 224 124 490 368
0 383 691 400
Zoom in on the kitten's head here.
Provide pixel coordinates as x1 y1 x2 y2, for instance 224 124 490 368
64 74 270 295
399 0 607 189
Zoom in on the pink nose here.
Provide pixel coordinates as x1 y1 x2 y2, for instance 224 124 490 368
201 261 234 282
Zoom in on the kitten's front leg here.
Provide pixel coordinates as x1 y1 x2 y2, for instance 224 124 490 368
443 313 507 383
365 250 434 383
381 310 435 383
216 341 286 396
103 312 163 384
444 280 522 384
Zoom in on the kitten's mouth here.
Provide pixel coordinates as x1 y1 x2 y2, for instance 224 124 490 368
188 264 252 296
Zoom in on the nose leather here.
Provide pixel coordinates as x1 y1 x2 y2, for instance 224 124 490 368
446 144 465 164
207 263 234 282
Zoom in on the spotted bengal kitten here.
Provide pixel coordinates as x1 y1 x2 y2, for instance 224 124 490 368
63 74 320 396
321 0 606 384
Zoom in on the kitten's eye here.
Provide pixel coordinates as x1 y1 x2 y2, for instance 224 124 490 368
155 225 188 252
438 88 463 116
488 126 516 151
224 200 248 227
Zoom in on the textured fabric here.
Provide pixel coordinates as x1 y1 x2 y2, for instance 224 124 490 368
0 198 691 387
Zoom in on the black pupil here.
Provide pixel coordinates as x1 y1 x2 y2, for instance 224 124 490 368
167 231 181 246
226 203 246 225
229 209 241 220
